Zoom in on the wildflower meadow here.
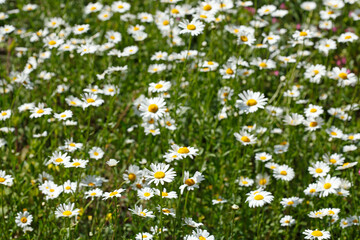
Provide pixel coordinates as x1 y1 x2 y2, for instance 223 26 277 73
1 0 360 239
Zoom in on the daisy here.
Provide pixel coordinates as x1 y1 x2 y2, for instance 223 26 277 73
102 85 119 96
155 188 178 199
304 104 324 118
280 197 303 208
179 171 205 194
129 205 155 218
148 81 171 93
81 93 104 109
0 109 11 121
212 196 228 205
257 5 276 16
15 211 33 228
55 203 80 218
338 32 359 43
103 188 125 200
301 2 317 11
238 176 254 187
234 130 257 145
62 180 77 193
85 188 103 199
49 151 71 166
255 152 272 162
292 29 314 41
65 159 88 168
326 126 343 139
280 215 295 226
251 58 276 69
308 162 330 178
30 103 52 118
191 229 215 240
139 97 167 121
236 90 268 114
135 232 153 240
138 187 155 200
303 229 330 239
273 165 295 181
304 64 326 83
111 1 131 13
336 162 358 170
183 217 203 228
323 153 344 166
65 96 83 107
84 2 103 14
246 189 274 208
123 165 142 183
255 173 271 187
106 159 119 167
179 18 205 36
145 163 176 185
89 147 104 160
317 175 341 197
54 110 73 121
219 63 237 79
303 117 324 131
168 144 199 159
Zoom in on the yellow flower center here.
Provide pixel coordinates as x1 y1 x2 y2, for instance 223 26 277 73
55 158 63 163
87 98 95 103
345 35 352 40
65 186 71 190
148 104 158 113
109 191 118 197
73 162 81 166
21 217 28 223
225 68 234 75
199 237 206 240
127 173 136 182
260 156 267 160
259 179 267 185
178 147 190 154
330 132 337 136
140 211 146 216
37 109 44 114
280 170 287 175
329 159 336 164
171 8 179 14
310 188 316 193
155 84 163 89
310 108 317 113
259 62 267 68
240 136 250 142
62 210 72 216
299 31 308 36
203 4 212 11
185 178 195 186
162 192 168 197
324 183 331 189
338 72 348 79
0 177 5 182
246 99 257 106
315 168 323 173
162 209 171 213
254 195 264 200
48 40 57 45
241 36 248 42
309 122 318 127
154 171 165 179
1 112 7 116
94 152 99 156
343 162 349 167
187 24 196 30
311 231 323 237
144 192 151 197
287 201 294 205
90 192 96 196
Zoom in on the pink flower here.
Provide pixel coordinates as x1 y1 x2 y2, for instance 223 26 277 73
296 24 301 30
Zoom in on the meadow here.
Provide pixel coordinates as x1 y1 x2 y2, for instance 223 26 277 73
0 0 360 239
